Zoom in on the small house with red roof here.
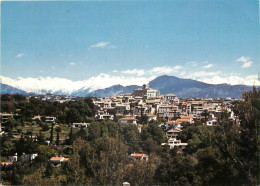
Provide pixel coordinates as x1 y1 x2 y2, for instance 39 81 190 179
50 156 69 164
146 114 157 121
119 117 137 125
130 153 149 161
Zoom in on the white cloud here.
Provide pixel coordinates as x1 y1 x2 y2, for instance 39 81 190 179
188 71 221 78
242 61 253 68
112 70 118 73
91 41 109 48
90 41 116 49
183 69 259 86
148 65 182 75
245 74 258 80
186 61 198 67
179 71 186 76
173 65 183 70
69 62 75 66
236 56 253 68
121 69 145 76
196 74 259 86
15 53 24 58
236 56 249 63
203 64 213 69
108 45 116 49
84 73 155 92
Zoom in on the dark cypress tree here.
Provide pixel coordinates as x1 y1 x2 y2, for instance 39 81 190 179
50 122 55 144
55 126 62 146
69 126 73 144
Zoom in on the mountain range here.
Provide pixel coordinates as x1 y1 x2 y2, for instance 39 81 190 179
1 83 33 95
1 75 252 98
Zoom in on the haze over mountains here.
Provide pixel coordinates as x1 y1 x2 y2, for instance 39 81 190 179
1 75 252 98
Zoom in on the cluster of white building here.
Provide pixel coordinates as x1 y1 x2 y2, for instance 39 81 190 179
93 84 238 127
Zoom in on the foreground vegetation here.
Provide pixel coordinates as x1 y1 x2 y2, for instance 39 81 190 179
1 88 259 185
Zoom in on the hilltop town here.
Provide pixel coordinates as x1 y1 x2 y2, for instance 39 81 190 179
1 84 256 185
93 84 239 125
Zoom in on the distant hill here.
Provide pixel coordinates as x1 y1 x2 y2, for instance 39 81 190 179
0 83 32 95
148 75 251 98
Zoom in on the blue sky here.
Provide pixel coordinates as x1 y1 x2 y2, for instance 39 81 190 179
1 0 259 92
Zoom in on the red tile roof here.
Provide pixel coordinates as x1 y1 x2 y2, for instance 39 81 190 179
181 116 192 119
1 162 13 166
147 114 156 117
131 153 148 158
50 157 64 161
177 118 191 122
120 117 136 121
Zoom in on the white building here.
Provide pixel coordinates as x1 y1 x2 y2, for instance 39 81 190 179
161 138 188 149
45 116 56 123
166 128 182 139
206 120 218 126
164 94 179 104
0 113 13 124
158 104 178 118
72 123 89 128
165 121 182 130
8 153 18 162
21 153 38 161
133 84 160 98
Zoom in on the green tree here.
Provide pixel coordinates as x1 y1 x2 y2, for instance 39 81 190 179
141 123 166 145
76 126 88 140
65 138 89 184
137 115 149 124
125 155 156 185
45 161 54 178
37 131 46 145
68 126 73 145
40 122 49 131
4 117 16 131
201 109 209 123
88 122 101 141
55 126 62 146
65 108 81 124
1 139 15 156
49 122 55 144
212 87 260 184
142 138 161 154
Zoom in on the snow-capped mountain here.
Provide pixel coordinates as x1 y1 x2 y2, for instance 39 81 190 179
0 74 150 95
1 75 253 98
